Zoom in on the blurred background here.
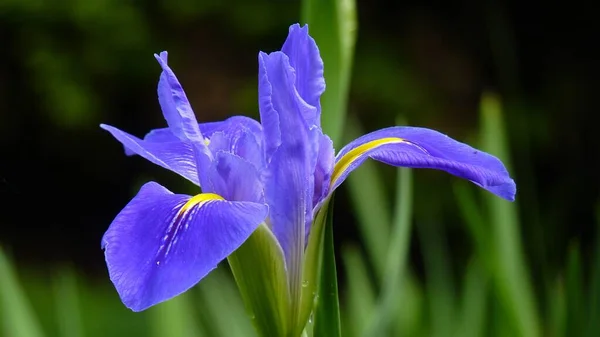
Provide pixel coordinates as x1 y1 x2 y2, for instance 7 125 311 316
0 0 598 336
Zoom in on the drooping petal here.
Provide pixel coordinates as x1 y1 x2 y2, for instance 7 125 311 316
208 151 264 203
332 127 516 201
100 124 200 185
260 51 315 300
102 182 268 312
281 24 325 127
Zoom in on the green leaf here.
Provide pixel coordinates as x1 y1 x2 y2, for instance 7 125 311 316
312 199 341 337
584 204 600 337
479 92 541 337
0 247 45 337
344 116 392 278
565 243 583 336
362 167 413 336
455 259 488 337
227 223 290 337
341 246 376 337
52 268 84 337
149 291 202 337
301 0 357 145
196 269 256 337
416 219 456 337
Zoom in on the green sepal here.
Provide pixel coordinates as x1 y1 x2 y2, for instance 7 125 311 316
297 199 329 334
228 223 290 337
312 199 342 337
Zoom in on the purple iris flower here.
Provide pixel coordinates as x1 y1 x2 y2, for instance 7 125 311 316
101 24 515 313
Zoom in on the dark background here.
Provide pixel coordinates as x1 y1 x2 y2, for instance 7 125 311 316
0 0 597 291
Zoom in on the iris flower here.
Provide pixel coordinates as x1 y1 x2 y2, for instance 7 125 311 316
101 23 515 328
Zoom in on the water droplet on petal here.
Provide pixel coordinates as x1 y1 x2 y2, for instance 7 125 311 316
302 280 309 288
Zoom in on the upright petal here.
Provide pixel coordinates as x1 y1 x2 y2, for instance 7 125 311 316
154 52 205 146
332 127 516 201
258 53 282 163
101 124 200 185
153 52 214 187
260 51 316 308
102 182 268 311
281 24 325 127
312 132 335 209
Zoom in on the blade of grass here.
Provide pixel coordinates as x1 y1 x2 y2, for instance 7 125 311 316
584 203 600 337
0 247 45 337
149 291 202 337
393 272 425 337
565 243 583 336
416 219 456 337
479 92 540 337
341 245 376 337
52 268 84 337
548 277 566 337
362 167 413 337
197 268 257 337
455 259 488 337
343 115 392 278
301 0 357 145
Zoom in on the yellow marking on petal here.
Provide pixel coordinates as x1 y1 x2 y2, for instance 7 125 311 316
179 192 224 214
204 138 211 146
331 137 406 186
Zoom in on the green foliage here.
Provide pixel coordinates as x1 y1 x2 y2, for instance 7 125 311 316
227 224 290 337
0 248 45 337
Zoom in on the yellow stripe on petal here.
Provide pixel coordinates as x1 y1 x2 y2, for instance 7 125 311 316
179 193 225 214
331 137 406 186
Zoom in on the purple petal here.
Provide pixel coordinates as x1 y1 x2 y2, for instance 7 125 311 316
208 151 264 203
102 182 268 311
200 116 265 171
281 24 325 127
199 116 263 140
312 132 334 208
101 124 200 185
258 52 282 163
333 127 516 201
260 51 314 279
154 52 210 155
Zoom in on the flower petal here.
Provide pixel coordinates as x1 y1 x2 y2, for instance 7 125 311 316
333 127 516 201
312 132 335 209
208 151 264 203
154 52 206 147
200 116 265 171
258 53 282 162
281 24 325 127
125 116 264 167
199 116 263 141
102 182 268 311
260 51 315 302
100 124 200 185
